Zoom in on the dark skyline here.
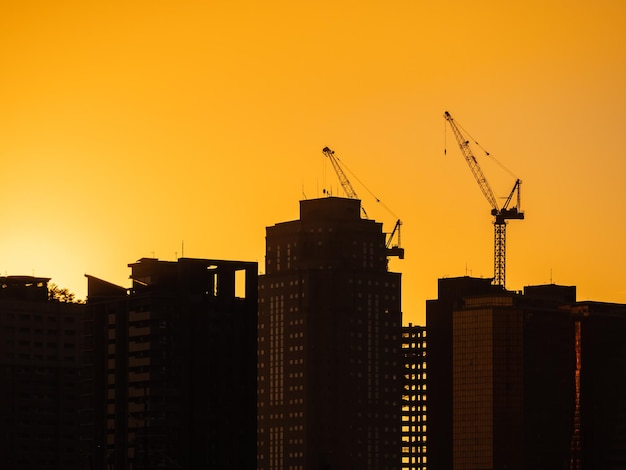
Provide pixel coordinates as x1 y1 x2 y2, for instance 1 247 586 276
3 194 626 469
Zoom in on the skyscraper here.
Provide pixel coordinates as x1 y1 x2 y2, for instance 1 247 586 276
257 197 403 469
570 301 626 468
84 257 258 469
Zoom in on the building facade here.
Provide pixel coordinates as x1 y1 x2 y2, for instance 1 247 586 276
0 276 85 468
84 257 258 469
426 277 576 470
257 197 403 469
401 324 427 470
425 277 501 470
571 301 626 469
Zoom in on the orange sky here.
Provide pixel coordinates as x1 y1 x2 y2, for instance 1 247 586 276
2 0 625 324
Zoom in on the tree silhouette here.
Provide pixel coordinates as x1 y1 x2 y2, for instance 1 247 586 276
48 283 82 303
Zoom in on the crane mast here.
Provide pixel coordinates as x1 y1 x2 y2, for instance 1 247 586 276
443 111 524 287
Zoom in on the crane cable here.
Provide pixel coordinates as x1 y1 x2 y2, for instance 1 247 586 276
330 153 400 221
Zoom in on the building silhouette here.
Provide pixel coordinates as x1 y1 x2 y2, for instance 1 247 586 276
427 278 576 469
83 257 257 469
426 277 502 470
0 276 85 468
257 197 403 469
401 323 427 470
426 276 626 469
570 301 626 468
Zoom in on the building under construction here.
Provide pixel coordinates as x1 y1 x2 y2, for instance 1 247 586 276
82 257 258 469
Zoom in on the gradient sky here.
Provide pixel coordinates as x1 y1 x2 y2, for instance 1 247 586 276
2 0 625 324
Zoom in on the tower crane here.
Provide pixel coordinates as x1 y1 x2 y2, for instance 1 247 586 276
443 111 524 287
322 146 404 259
322 146 368 218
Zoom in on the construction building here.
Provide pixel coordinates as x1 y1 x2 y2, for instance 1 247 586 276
426 276 626 469
401 323 427 470
257 197 403 469
83 257 258 469
0 276 85 468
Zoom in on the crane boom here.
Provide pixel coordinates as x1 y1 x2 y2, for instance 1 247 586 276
444 111 499 211
443 111 524 287
322 146 368 218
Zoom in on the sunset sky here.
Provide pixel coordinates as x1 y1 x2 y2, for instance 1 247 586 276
2 0 625 324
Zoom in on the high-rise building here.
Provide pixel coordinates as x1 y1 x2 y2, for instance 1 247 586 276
570 301 626 469
426 277 576 469
257 197 403 469
84 257 258 469
401 323 427 470
0 276 85 468
425 276 501 470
